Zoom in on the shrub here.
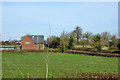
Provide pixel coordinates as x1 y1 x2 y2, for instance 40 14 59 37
117 39 120 50
92 34 102 51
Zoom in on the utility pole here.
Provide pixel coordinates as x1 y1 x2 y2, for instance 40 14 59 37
47 24 51 50
37 34 38 44
37 34 38 50
49 24 51 38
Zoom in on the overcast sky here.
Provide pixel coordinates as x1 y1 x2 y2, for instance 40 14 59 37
2 2 118 41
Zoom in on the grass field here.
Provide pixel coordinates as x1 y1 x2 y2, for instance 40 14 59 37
2 45 20 47
2 52 118 78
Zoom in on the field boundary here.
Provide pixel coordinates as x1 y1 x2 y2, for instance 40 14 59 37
67 50 120 57
1 72 119 79
1 49 120 57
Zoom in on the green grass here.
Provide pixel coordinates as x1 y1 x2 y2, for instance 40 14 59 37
74 45 83 48
74 45 92 48
2 45 20 47
2 52 118 78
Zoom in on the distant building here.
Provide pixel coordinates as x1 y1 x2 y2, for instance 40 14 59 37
21 35 44 50
16 42 21 45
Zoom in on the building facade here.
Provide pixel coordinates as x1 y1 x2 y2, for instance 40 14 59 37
21 35 44 50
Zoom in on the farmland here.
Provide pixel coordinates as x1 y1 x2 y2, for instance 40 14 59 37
2 52 118 78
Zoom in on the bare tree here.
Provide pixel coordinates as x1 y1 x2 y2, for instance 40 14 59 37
101 32 111 47
20 34 30 41
110 35 118 47
59 31 69 53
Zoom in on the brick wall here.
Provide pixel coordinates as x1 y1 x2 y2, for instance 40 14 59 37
21 35 44 50
40 44 44 49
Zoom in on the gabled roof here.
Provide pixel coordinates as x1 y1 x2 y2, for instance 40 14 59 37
28 35 44 44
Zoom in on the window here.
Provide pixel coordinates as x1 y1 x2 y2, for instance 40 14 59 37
25 42 30 44
32 36 34 38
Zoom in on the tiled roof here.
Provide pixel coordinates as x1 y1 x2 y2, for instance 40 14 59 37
28 35 44 44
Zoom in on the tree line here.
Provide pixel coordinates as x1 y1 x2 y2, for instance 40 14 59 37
46 26 120 52
2 26 119 52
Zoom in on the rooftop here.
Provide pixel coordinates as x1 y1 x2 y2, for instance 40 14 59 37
27 35 44 44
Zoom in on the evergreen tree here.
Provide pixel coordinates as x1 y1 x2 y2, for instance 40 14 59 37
93 34 102 51
68 36 74 49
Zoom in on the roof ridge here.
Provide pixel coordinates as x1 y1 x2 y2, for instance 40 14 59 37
28 35 44 36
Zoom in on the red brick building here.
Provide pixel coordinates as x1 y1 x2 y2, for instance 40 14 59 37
21 35 44 50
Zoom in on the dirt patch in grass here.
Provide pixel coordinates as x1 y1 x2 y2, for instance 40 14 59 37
72 72 118 79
